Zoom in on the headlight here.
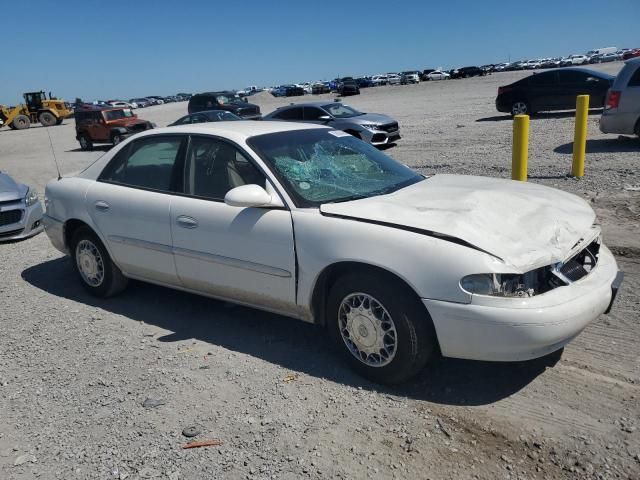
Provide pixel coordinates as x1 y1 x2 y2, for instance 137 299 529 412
25 188 38 207
361 124 381 131
460 273 535 297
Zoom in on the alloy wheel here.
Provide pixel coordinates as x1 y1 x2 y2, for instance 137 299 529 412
76 239 105 287
338 293 397 367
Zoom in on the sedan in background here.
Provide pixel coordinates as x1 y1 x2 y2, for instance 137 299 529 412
496 68 614 116
169 110 242 126
42 122 622 384
0 171 43 242
263 102 400 146
130 98 151 108
424 70 450 81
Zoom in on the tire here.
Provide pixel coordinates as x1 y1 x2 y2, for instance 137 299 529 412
112 133 123 146
70 226 128 298
635 119 640 138
12 115 30 130
511 101 530 116
79 134 93 151
39 111 57 127
55 117 64 125
327 272 436 384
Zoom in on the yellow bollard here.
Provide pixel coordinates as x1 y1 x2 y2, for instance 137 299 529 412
572 94 590 178
512 114 529 181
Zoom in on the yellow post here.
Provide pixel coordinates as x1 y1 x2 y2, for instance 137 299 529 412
511 114 529 181
572 94 589 178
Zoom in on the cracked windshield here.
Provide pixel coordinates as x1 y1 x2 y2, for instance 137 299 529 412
249 130 423 206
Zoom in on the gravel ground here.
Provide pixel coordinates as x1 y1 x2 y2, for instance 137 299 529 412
1 63 638 480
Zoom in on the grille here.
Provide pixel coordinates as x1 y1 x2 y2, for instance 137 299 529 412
0 209 23 226
0 227 24 238
379 122 399 133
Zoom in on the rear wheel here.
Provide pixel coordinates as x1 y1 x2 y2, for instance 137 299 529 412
39 111 57 127
70 226 128 297
511 101 530 116
12 115 30 130
327 272 436 384
79 134 93 151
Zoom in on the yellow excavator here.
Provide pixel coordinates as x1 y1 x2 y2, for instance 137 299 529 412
0 91 72 130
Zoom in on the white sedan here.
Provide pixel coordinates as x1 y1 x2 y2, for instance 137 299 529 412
43 122 622 384
109 101 137 109
425 70 450 81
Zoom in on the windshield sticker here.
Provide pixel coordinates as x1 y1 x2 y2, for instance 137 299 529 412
299 181 311 190
328 130 350 138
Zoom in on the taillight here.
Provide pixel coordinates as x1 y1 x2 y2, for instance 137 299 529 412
606 90 621 109
498 86 512 95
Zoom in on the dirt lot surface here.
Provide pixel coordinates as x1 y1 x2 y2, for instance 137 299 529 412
1 63 638 480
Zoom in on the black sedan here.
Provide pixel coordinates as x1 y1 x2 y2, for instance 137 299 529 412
495 68 614 116
168 110 242 126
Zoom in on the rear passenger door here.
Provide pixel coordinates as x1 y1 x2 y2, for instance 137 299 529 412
86 134 186 285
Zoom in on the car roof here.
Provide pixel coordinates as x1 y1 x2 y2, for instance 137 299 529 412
152 120 327 142
272 101 342 110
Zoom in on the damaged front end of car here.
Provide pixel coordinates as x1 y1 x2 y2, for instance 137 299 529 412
461 238 602 298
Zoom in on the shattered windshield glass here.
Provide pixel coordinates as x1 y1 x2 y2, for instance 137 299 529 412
248 129 423 207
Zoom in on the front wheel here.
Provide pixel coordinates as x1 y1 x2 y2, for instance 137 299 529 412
71 226 128 297
327 272 436 384
112 134 123 146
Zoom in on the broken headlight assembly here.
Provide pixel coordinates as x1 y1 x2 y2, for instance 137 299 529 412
461 240 601 298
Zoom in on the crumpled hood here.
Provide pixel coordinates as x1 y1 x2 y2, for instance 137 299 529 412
0 173 26 201
320 174 598 271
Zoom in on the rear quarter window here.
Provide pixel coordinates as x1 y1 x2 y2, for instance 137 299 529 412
627 67 640 87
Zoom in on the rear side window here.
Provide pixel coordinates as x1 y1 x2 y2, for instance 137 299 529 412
274 107 303 120
628 67 640 87
100 136 184 192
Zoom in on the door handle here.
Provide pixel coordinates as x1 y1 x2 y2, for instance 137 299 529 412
94 201 110 211
176 215 198 229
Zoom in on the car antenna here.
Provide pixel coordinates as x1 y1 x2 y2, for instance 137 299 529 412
45 126 62 180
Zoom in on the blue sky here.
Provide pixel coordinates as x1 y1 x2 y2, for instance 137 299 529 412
0 0 638 104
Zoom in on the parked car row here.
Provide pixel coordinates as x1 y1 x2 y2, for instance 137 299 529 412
494 57 640 141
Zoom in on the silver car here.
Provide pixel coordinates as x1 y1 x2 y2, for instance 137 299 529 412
600 57 640 137
263 102 401 146
0 172 43 242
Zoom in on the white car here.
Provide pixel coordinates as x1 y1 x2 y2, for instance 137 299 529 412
567 55 589 65
0 171 43 241
109 101 137 109
425 70 450 81
386 73 402 85
371 75 388 86
42 122 622 384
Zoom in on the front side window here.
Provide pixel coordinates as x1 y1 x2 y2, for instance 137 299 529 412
303 107 326 121
104 109 134 121
100 136 183 192
248 129 423 207
183 136 265 201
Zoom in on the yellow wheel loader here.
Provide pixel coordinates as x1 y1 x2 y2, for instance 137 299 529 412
0 91 72 130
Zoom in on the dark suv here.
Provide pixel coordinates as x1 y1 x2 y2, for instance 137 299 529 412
74 105 154 151
337 77 360 96
188 91 261 119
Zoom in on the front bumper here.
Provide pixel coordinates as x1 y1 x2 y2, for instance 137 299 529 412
0 201 44 242
424 245 621 362
362 128 402 146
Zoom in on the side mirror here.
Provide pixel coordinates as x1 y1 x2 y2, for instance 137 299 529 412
318 115 332 122
224 184 277 208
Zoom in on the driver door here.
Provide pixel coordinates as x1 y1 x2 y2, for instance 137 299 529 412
170 135 297 312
